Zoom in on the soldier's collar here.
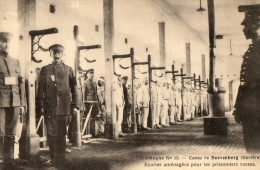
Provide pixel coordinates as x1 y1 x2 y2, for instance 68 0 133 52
52 60 64 65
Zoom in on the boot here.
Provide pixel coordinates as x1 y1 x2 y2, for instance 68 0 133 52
55 136 66 168
44 136 56 167
3 135 16 169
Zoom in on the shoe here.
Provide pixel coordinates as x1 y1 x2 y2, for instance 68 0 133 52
43 159 55 167
65 148 72 153
154 124 161 129
141 127 151 131
170 122 177 125
119 132 127 137
162 124 170 127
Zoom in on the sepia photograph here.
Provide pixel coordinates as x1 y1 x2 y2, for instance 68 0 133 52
0 0 260 169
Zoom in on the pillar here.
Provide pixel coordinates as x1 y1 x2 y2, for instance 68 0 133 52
201 54 206 81
17 0 39 160
159 22 166 67
103 0 118 140
204 0 228 136
185 43 191 77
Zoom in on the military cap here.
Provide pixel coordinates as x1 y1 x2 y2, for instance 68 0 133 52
86 69 94 74
49 44 64 52
0 32 11 42
239 4 260 25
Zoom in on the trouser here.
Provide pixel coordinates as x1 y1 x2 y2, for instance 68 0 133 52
122 105 131 133
242 122 260 153
191 106 196 119
136 107 141 128
183 105 188 120
45 115 68 163
161 100 169 125
116 105 124 133
0 107 20 162
14 117 23 159
141 107 149 128
169 106 176 123
151 101 158 126
176 105 181 121
186 105 191 120
86 103 98 118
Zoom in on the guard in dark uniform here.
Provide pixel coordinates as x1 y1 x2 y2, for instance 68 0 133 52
233 4 260 153
0 32 26 168
83 69 98 118
37 44 79 166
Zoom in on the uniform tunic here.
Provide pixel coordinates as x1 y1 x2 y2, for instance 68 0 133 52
37 62 79 116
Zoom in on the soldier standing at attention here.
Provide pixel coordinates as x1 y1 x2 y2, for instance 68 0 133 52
233 5 260 153
37 44 79 167
0 32 26 169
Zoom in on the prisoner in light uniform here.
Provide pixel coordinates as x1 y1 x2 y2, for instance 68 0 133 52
182 87 189 121
137 79 150 130
194 89 200 117
161 82 170 127
113 76 126 137
169 84 177 125
151 81 160 128
190 89 196 119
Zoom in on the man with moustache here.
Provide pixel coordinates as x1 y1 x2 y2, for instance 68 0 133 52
0 32 26 169
37 44 79 167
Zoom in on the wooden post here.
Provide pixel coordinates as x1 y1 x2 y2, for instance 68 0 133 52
103 0 118 139
130 48 137 133
17 0 39 161
73 25 82 147
180 68 185 121
148 55 153 129
204 0 228 135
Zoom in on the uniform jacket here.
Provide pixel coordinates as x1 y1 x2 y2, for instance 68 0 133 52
151 85 158 102
169 89 176 106
235 42 260 121
37 63 79 116
0 55 26 107
83 78 98 102
137 85 150 108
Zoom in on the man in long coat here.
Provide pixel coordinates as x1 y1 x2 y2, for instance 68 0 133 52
233 5 260 153
37 44 79 167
